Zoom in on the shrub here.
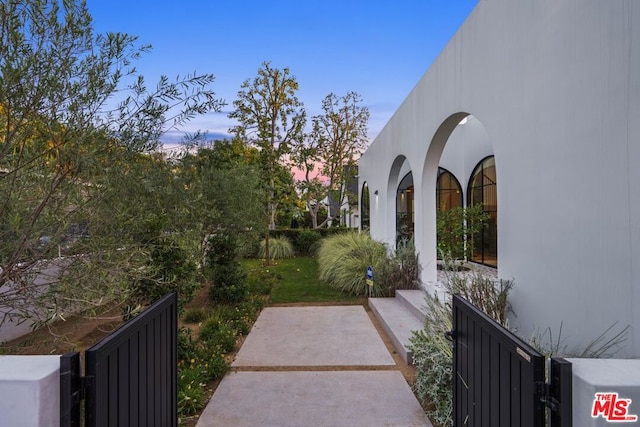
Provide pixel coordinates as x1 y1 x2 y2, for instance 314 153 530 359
177 326 229 417
178 363 205 416
198 317 237 353
205 233 249 304
375 238 421 295
204 233 238 267
258 236 294 259
209 263 249 304
439 256 513 325
205 298 263 338
317 231 388 296
409 293 453 426
237 231 260 259
177 327 198 362
436 204 489 260
132 237 200 311
202 351 229 380
294 229 322 255
238 295 264 321
182 308 208 324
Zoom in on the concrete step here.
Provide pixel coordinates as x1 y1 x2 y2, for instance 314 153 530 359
369 297 425 365
395 290 427 324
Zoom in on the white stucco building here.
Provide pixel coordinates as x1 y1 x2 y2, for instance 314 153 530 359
359 0 640 357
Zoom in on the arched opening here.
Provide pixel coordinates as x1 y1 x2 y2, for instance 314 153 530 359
421 113 496 286
360 182 370 231
396 172 414 243
468 156 497 267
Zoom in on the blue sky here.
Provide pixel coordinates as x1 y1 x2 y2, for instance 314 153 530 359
87 1 479 146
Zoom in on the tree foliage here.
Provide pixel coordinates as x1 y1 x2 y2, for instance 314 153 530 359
436 204 489 260
0 0 223 328
179 139 264 259
229 61 306 263
293 92 369 228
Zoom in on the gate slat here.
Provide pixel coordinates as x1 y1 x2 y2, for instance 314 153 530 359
473 320 482 426
499 344 510 427
510 353 521 426
481 327 491 426
489 337 500 426
118 340 130 426
129 332 140 425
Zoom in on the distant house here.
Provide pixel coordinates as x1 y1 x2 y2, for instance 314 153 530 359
310 164 361 229
358 0 640 357
338 164 360 229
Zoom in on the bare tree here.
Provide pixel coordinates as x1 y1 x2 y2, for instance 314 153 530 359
293 92 369 228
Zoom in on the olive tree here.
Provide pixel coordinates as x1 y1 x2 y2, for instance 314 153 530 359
0 0 223 328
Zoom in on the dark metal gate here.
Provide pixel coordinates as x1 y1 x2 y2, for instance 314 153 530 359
451 294 572 427
60 292 178 427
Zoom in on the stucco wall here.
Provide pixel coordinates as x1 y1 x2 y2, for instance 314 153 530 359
359 0 640 356
0 356 60 427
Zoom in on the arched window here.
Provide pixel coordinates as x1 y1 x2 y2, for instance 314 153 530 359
396 173 414 243
361 182 370 231
436 168 462 211
468 156 497 267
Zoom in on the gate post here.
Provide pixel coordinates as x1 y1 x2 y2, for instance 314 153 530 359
549 357 572 427
60 352 82 427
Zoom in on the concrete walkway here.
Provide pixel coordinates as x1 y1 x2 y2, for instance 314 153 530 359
196 305 432 427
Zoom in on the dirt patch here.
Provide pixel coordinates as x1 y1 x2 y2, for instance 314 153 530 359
0 304 125 355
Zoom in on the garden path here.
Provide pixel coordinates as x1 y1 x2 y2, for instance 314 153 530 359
195 305 432 427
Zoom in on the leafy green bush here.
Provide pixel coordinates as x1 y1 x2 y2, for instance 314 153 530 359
237 231 260 259
204 233 238 267
437 204 489 260
178 327 198 362
209 264 249 304
198 317 237 353
177 326 229 417
237 296 265 322
205 233 249 304
133 237 200 310
178 363 205 416
202 351 229 380
294 229 322 255
258 236 294 259
317 231 388 296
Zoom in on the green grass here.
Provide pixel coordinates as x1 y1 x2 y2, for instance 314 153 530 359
242 257 362 304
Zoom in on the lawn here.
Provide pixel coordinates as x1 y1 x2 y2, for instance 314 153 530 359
242 257 363 304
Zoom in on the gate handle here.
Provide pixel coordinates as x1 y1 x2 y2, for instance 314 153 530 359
444 330 456 341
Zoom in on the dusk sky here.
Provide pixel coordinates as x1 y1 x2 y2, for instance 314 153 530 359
87 1 479 147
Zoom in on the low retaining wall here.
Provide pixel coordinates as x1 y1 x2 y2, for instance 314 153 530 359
568 358 640 426
0 355 60 427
